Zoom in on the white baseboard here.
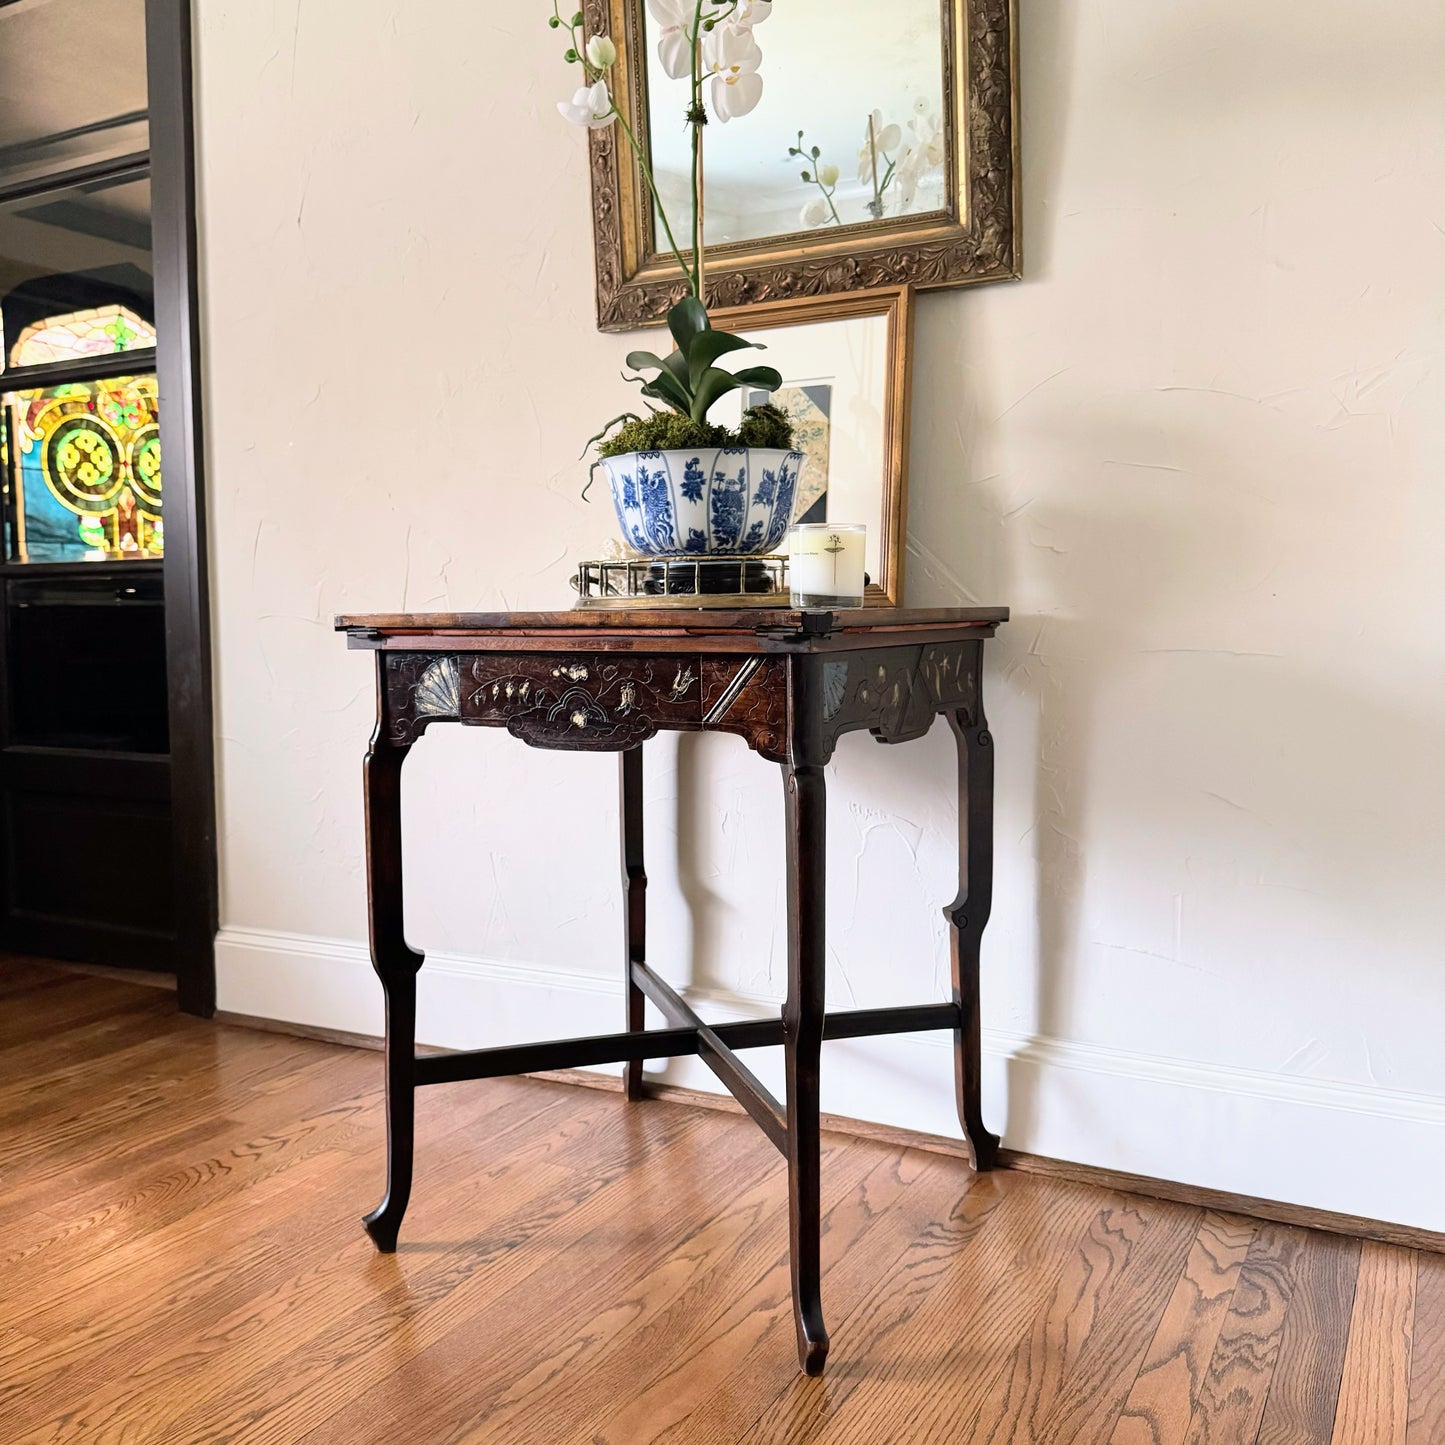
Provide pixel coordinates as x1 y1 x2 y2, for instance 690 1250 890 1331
216 925 1445 1232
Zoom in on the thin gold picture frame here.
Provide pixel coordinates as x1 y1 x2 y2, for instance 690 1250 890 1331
708 284 915 608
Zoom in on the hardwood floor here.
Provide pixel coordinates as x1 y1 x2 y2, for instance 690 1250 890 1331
0 959 1434 1444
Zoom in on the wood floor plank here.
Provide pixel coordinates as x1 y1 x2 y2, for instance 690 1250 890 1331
4 1084 612 1438
1111 1212 1257 1445
1184 1224 1305 1444
1256 1229 1361 1445
735 1175 1113 1444
1330 1240 1416 1445
0 955 72 996
0 968 1438 1445
587 1143 968 1445
1020 1200 1215 1445
0 1060 375 1330
0 1045 364 1238
189 1107 737 1445
0 1083 584 1431
905 1193 1203 1445
467 1131 871 1444
1407 1251 1445 1444
0 974 168 1049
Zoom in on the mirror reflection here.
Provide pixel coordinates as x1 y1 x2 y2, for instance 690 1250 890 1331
643 0 946 248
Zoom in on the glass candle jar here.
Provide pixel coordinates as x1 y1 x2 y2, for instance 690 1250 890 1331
788 523 867 608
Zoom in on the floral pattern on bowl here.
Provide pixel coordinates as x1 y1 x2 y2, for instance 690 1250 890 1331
599 447 804 556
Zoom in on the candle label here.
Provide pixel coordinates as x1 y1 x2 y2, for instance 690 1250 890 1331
789 525 867 606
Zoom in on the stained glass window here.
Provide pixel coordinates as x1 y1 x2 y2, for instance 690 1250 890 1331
7 304 155 369
2 374 162 562
0 175 153 350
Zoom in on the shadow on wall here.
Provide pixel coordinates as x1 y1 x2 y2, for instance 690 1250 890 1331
1015 0 1079 282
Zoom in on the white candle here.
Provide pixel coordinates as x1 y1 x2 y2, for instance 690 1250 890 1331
789 524 867 607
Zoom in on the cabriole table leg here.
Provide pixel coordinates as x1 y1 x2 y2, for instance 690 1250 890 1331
782 758 829 1375
947 706 1001 1172
361 733 425 1252
620 745 647 1101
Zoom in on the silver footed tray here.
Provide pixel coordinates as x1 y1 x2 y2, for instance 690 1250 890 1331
572 554 789 609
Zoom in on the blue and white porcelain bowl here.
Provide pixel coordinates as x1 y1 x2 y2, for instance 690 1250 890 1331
599 447 805 557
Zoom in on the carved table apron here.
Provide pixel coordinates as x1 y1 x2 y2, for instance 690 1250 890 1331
337 606 1008 1376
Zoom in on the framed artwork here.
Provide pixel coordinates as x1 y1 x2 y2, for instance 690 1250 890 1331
710 283 913 605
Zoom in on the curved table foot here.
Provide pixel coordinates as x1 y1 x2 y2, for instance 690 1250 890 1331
796 1310 830 1376
362 1198 405 1254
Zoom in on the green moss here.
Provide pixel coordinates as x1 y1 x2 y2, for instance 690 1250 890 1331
737 402 795 449
595 404 796 459
597 413 729 458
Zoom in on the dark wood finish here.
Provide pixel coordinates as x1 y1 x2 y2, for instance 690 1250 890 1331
340 607 1007 1376
339 605 1007 637
358 704 423 1253
145 0 218 1015
631 960 789 1151
949 693 1002 1171
620 747 647 1100
782 741 829 1374
4 964 1444 1442
0 749 173 970
0 346 160 394
211 1006 1445 1262
0 2 215 1005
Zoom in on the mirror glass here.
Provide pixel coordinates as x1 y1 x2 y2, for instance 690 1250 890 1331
711 310 891 583
642 0 947 249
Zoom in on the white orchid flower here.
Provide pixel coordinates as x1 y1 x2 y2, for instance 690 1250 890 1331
908 110 946 171
585 35 617 70
800 197 831 227
647 0 694 79
857 108 902 183
557 79 616 129
732 0 772 24
893 153 921 211
703 23 763 122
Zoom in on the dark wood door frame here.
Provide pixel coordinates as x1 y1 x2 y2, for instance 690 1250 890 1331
146 0 217 1016
0 1 216 1011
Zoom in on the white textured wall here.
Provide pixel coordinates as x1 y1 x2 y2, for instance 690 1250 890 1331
196 0 1445 1228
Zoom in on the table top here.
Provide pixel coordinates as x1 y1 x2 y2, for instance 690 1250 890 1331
336 606 1008 654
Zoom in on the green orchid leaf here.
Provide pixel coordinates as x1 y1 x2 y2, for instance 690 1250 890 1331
624 349 676 375
689 365 746 422
667 297 711 353
729 365 784 393
638 375 693 416
625 348 693 401
684 330 761 389
629 370 691 414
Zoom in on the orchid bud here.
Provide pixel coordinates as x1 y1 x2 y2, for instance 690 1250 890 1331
586 35 617 69
817 163 840 188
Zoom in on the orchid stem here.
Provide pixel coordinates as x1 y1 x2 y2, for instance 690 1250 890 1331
690 0 707 301
613 105 693 285
868 112 883 216
558 0 694 288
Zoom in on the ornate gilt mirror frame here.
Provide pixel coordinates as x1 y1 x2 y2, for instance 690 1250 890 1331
583 0 1019 332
